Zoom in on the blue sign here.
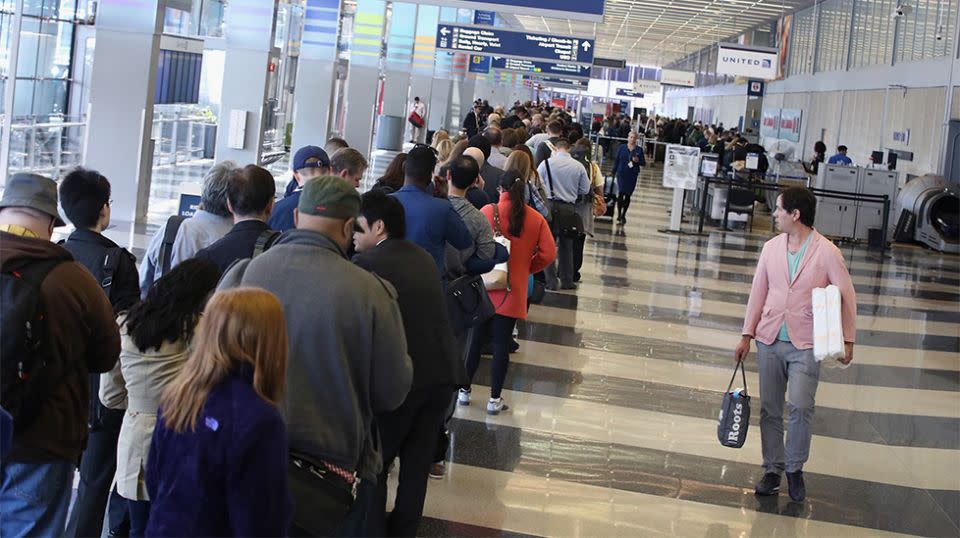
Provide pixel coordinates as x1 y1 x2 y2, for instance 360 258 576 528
746 79 765 97
469 54 491 74
454 0 604 21
473 9 495 25
491 57 591 79
178 194 201 217
436 24 595 65
615 88 644 98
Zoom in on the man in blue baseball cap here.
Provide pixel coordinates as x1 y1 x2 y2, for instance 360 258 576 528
268 145 331 232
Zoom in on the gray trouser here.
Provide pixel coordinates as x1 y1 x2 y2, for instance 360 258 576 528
757 340 821 474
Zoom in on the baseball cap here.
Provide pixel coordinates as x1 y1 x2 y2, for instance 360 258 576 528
292 145 331 172
298 175 360 220
0 173 66 227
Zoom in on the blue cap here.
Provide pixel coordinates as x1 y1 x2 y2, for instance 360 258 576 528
292 145 330 172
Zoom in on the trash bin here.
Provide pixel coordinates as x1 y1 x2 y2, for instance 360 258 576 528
376 115 404 151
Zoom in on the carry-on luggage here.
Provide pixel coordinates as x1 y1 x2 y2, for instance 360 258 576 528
603 177 617 219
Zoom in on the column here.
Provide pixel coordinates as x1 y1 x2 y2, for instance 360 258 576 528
214 0 279 165
82 0 164 223
379 2 416 145
290 0 342 151
342 0 387 157
409 5 439 140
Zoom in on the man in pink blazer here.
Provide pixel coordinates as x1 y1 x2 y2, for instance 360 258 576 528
734 187 857 503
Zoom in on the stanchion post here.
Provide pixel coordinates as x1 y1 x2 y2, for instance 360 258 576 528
698 176 710 234
881 195 890 252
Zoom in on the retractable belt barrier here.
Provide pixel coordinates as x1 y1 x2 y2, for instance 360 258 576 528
696 175 891 251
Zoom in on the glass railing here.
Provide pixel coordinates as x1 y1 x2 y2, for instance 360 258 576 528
6 115 86 179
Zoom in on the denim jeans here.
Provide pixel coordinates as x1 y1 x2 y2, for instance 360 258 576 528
0 459 75 538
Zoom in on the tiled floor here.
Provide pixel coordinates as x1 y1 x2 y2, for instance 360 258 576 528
79 156 960 537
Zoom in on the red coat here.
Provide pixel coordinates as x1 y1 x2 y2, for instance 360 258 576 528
481 193 557 319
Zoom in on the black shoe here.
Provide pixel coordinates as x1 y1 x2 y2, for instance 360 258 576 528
786 471 805 502
573 272 581 282
510 339 520 353
754 473 781 496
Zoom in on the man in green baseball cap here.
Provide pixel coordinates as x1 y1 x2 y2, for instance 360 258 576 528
218 174 412 535
293 175 361 253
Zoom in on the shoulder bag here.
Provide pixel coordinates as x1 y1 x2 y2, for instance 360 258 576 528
481 204 511 291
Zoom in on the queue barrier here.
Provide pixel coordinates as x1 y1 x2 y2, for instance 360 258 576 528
696 175 891 251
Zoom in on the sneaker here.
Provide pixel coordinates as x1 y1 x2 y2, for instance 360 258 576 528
754 473 781 496
457 388 471 406
486 397 509 415
560 282 578 290
509 339 520 353
429 461 445 479
786 470 806 502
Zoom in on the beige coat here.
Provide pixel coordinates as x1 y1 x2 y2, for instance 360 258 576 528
101 317 191 501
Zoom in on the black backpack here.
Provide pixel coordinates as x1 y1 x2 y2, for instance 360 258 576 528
1 258 67 433
157 215 187 277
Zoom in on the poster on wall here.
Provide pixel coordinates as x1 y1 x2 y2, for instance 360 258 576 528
778 109 802 143
760 109 781 140
663 144 701 190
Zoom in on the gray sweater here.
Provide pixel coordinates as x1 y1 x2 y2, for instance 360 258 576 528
218 229 412 479
445 195 496 279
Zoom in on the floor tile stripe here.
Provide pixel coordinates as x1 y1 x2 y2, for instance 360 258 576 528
421 463 915 537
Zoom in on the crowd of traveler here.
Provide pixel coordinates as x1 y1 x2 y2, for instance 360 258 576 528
0 97 855 537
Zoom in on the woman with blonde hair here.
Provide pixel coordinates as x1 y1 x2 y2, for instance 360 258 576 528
435 138 455 164
486 113 501 128
505 148 549 219
430 129 449 147
145 288 291 536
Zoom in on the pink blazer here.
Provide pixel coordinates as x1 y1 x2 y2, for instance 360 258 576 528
742 230 857 349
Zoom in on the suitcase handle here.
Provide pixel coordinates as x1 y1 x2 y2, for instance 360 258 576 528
726 361 748 395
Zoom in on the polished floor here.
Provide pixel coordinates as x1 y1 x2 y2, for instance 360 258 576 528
82 159 959 537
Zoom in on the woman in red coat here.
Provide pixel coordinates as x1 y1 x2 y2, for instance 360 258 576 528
462 169 557 415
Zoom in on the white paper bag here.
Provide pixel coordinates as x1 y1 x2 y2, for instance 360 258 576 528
482 236 511 290
812 285 845 363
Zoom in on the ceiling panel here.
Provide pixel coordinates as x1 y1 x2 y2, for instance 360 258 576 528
499 0 811 66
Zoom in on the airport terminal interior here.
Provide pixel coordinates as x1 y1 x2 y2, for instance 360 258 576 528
2 0 960 536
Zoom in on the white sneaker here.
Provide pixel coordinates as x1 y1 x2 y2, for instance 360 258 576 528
486 397 509 415
458 388 471 406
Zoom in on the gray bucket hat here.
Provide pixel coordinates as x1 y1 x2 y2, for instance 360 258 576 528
0 173 67 227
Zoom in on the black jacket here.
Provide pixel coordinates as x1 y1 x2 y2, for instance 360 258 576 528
463 112 481 138
353 239 464 389
480 162 506 202
195 220 276 274
61 229 138 432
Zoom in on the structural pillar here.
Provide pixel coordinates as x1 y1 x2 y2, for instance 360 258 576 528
214 0 280 165
341 0 387 157
82 0 164 223
290 0 342 151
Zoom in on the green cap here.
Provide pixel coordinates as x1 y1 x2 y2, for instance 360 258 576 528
298 175 360 219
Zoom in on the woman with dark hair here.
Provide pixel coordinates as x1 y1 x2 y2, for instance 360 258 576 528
371 153 407 194
146 288 291 536
461 170 556 415
804 141 827 174
99 258 222 537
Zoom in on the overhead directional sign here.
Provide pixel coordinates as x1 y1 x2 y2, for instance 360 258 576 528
633 79 662 94
418 0 604 22
436 24 595 65
469 54 491 74
491 57 591 79
616 88 644 98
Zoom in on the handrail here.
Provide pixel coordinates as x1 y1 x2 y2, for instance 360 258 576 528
10 121 86 130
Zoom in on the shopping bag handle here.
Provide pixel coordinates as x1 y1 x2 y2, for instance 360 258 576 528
726 361 748 395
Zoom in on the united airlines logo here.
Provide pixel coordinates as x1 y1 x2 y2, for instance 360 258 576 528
762 59 772 68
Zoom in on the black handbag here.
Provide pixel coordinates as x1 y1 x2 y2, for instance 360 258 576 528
446 274 496 332
717 362 751 449
543 160 584 238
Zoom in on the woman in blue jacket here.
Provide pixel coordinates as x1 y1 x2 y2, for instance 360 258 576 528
611 131 646 223
145 288 291 537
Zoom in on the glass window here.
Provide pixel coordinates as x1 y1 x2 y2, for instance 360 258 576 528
850 0 897 68
13 79 68 117
16 20 73 79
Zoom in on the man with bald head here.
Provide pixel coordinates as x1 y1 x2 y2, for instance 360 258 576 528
219 176 412 535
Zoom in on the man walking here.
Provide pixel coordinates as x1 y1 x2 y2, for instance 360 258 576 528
408 97 427 143
537 138 591 290
0 173 120 538
735 187 857 502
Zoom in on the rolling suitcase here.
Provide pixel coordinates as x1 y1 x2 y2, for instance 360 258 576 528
603 177 617 219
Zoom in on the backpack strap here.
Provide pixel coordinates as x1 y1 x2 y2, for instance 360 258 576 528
158 215 187 276
6 258 68 288
543 159 555 200
100 247 123 297
253 230 281 258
